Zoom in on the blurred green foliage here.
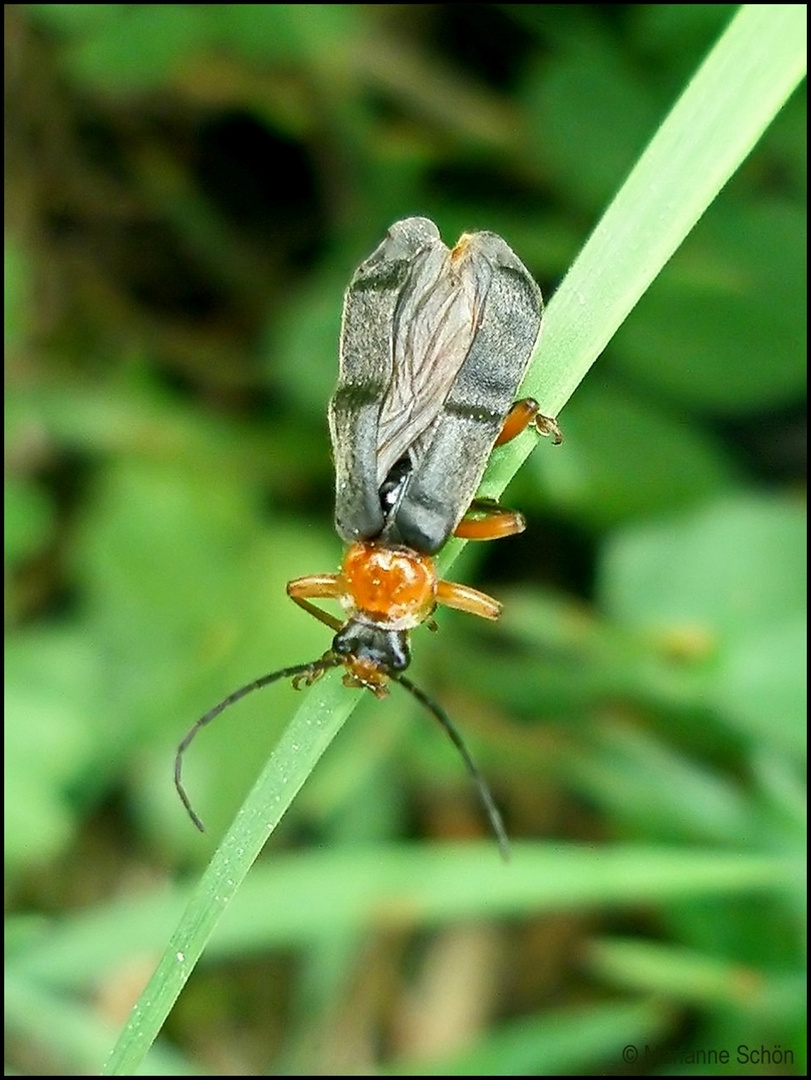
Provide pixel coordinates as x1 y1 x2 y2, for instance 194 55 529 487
5 4 805 1076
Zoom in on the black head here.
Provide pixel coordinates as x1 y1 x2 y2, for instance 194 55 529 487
332 618 411 673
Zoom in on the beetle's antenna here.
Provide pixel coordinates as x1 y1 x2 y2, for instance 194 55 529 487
395 674 510 862
175 656 343 831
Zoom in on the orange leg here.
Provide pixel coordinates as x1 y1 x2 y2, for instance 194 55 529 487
287 574 345 632
495 397 563 447
436 579 502 621
454 501 526 541
455 400 562 541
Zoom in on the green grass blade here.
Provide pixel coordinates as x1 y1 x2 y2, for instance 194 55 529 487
102 6 807 1073
487 2 808 492
103 669 353 1074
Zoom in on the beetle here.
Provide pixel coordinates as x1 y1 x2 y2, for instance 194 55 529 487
175 217 561 858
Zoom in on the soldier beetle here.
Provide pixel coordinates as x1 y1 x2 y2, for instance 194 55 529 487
176 217 561 858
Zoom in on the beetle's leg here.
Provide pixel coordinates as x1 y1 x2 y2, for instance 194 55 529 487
455 400 561 541
454 501 526 541
495 397 563 447
436 579 502 621
287 574 345 633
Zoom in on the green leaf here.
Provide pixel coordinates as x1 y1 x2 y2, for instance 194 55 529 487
599 495 806 636
4 629 103 867
613 202 807 413
711 613 807 752
526 381 739 526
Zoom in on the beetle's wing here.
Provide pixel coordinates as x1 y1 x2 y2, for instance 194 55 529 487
375 238 490 485
391 231 543 554
330 218 442 543
331 220 543 553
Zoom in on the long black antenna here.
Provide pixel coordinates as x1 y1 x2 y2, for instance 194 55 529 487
175 656 342 831
395 673 510 862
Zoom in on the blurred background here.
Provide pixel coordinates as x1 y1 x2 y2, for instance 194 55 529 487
5 4 806 1075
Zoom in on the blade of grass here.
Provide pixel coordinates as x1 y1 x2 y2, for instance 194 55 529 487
584 937 805 1012
482 2 808 496
21 845 798 988
379 999 673 1076
103 6 807 1073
